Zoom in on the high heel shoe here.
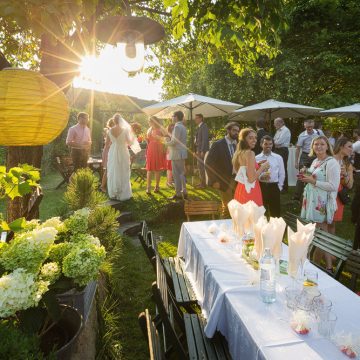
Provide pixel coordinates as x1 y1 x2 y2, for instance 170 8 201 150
154 186 160 193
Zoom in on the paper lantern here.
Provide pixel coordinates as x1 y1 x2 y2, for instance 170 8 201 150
0 68 69 146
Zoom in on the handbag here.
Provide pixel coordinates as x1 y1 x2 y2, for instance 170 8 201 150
338 187 351 205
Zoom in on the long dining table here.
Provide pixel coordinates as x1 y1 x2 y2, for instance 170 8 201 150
177 219 360 360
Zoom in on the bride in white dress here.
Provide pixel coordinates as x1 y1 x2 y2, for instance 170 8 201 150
106 114 141 200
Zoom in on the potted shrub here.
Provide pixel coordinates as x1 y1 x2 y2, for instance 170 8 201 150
0 209 106 358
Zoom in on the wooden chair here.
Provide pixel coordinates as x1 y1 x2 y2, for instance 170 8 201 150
283 211 310 232
5 187 43 242
138 221 197 310
309 229 353 279
24 187 43 220
138 309 165 360
152 253 230 360
54 155 74 189
345 250 360 292
283 212 352 279
138 221 156 271
131 150 147 184
184 200 221 222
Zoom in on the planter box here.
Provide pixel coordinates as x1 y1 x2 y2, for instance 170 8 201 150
56 281 97 323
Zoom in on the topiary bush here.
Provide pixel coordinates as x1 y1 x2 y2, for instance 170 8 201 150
64 168 107 211
88 206 121 251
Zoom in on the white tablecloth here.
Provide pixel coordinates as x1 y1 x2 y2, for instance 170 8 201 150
177 219 360 360
287 147 298 186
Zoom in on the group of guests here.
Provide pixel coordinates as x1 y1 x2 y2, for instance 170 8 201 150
205 118 360 271
65 111 360 260
144 111 209 199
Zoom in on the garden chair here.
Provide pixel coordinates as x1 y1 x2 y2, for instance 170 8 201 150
138 309 165 360
184 200 221 222
345 249 360 292
309 229 353 279
130 149 146 184
138 220 156 271
152 253 230 360
5 187 43 241
54 155 74 189
24 187 43 220
283 211 310 232
138 221 197 311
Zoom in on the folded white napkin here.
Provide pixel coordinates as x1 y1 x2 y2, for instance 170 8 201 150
228 200 249 237
254 216 268 260
261 217 287 260
244 201 266 235
287 220 316 278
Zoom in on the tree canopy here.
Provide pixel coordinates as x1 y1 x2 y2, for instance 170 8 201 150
181 0 360 111
0 0 285 91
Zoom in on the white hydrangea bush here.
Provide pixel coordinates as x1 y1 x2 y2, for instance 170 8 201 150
0 269 49 318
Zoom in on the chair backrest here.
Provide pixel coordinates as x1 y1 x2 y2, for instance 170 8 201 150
283 211 310 231
309 229 353 279
152 254 187 358
55 155 74 176
283 212 352 279
138 221 156 270
345 250 360 291
184 200 221 222
138 309 164 360
24 187 43 220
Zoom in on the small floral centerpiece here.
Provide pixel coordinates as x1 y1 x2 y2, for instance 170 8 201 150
242 233 255 264
334 332 360 358
0 208 106 357
290 310 312 335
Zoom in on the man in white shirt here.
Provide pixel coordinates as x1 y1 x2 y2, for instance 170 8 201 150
273 117 291 192
352 129 360 249
256 135 285 217
293 119 321 200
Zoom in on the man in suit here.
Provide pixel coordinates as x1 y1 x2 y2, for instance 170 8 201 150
194 113 209 188
166 111 188 200
254 117 269 155
205 122 240 216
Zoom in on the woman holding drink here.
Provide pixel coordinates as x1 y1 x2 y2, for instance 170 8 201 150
299 136 340 272
232 128 270 205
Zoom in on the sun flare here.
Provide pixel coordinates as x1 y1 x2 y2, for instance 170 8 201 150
73 45 162 100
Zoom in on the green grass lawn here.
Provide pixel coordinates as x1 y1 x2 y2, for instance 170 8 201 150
35 171 356 359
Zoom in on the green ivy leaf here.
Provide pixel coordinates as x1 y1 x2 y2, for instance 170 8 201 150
0 221 10 231
8 217 26 232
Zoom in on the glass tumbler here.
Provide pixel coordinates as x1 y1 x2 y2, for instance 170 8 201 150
317 311 337 338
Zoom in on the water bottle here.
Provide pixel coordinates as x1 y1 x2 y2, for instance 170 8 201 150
260 248 276 303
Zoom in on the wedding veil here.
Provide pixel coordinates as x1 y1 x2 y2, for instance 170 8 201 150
114 114 141 154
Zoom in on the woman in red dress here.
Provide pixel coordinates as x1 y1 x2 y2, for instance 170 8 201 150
145 116 166 194
233 128 269 206
329 137 354 232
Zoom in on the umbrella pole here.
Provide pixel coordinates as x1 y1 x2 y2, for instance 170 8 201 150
190 106 195 175
268 110 272 134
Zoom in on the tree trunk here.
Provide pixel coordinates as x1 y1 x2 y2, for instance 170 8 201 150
6 146 43 222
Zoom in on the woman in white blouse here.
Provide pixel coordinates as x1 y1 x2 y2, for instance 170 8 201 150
300 136 340 271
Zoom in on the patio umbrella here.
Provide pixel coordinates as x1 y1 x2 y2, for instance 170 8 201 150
142 92 242 154
320 103 360 127
232 99 323 122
